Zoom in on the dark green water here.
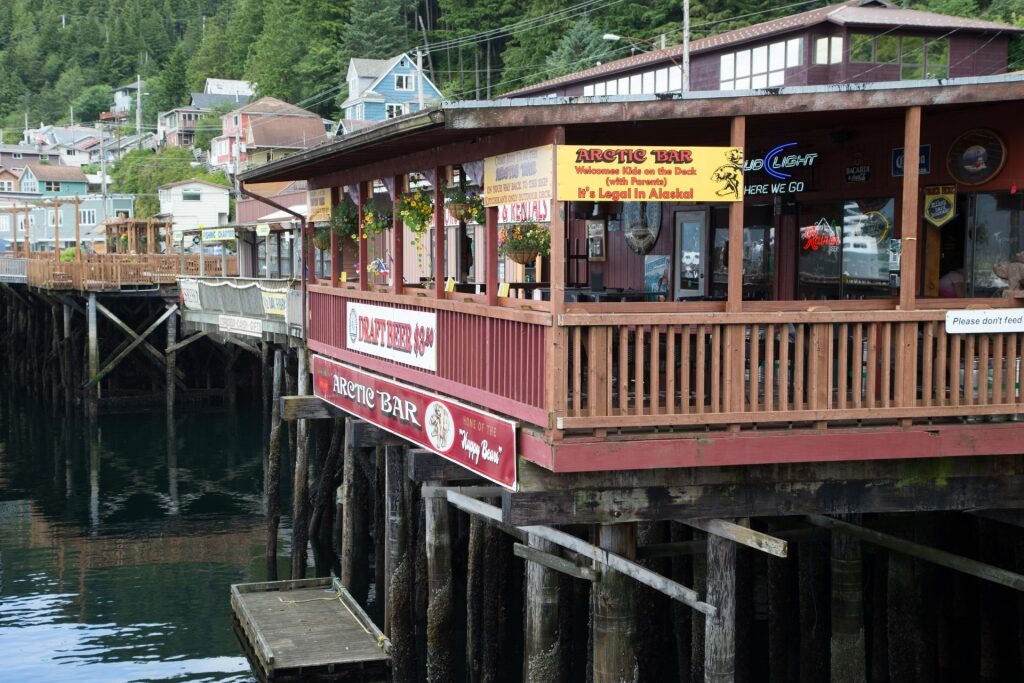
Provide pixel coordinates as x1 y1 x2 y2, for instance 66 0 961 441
0 387 285 682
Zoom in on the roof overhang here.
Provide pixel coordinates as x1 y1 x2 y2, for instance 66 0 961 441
240 73 1024 185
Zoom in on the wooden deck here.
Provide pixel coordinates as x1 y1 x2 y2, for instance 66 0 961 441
231 577 391 683
24 254 238 291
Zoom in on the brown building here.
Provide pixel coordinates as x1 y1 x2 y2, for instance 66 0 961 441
506 0 1022 98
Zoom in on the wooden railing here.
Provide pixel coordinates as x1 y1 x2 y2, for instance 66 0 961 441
308 286 552 426
558 310 1024 432
24 255 238 290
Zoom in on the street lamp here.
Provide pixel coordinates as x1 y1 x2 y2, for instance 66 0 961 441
602 33 688 94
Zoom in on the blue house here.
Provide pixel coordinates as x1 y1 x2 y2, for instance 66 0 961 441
339 54 443 135
18 164 88 197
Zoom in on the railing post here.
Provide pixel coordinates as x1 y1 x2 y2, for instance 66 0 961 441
726 116 747 416
392 173 405 295
433 166 446 298
547 127 567 432
358 181 369 292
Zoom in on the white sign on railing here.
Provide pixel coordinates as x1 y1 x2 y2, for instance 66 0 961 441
179 279 202 310
945 309 1024 334
346 301 437 372
219 314 263 337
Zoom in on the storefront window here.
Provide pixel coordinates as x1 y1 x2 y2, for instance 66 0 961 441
797 198 895 299
710 204 775 300
967 192 1024 297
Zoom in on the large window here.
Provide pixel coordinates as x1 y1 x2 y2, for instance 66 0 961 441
44 181 60 192
813 36 843 65
797 198 895 300
708 204 776 300
80 209 96 225
966 192 1024 297
182 191 201 201
720 38 802 90
385 103 406 119
0 180 12 191
848 34 949 79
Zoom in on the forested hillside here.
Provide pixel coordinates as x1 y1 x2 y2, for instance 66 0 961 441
0 0 1021 137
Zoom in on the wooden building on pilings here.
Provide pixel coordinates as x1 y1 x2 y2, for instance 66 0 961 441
243 74 1024 681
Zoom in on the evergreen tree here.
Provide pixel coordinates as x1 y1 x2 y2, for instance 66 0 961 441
544 15 614 79
245 0 307 102
151 44 190 116
339 0 409 62
72 84 115 124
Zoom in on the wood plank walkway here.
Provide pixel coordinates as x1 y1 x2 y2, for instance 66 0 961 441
231 577 391 682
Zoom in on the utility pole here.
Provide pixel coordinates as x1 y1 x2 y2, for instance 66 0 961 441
682 0 691 93
416 51 425 110
99 123 109 212
136 74 142 150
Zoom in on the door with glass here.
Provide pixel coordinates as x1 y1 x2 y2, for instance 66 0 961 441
675 209 707 299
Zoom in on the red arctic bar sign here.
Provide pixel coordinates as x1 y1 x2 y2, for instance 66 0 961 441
312 355 518 490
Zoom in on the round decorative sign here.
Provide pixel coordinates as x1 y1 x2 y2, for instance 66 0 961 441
621 201 663 255
946 129 1006 186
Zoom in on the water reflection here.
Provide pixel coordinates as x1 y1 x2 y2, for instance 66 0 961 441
0 382 278 682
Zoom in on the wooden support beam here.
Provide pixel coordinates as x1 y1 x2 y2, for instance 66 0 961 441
165 331 208 354
96 301 185 380
408 448 485 483
84 305 178 389
447 490 714 615
514 541 596 582
638 527 823 559
280 395 341 420
806 514 1024 592
968 508 1024 529
682 518 787 558
504 473 1024 525
226 336 260 357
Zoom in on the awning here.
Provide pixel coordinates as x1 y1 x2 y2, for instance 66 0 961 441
256 204 307 225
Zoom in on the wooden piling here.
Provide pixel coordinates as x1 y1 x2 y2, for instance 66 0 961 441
830 515 866 682
87 293 98 420
340 419 371 605
670 522 694 680
800 535 830 683
466 515 485 682
425 484 454 682
524 534 562 683
592 523 638 683
165 311 176 417
385 444 414 682
265 347 284 581
705 530 737 683
63 303 73 409
767 547 799 682
290 346 310 580
260 342 270 416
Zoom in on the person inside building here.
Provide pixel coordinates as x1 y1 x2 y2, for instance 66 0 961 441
938 267 965 297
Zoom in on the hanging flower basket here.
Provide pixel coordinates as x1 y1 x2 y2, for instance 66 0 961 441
444 186 485 224
506 249 539 265
499 221 550 265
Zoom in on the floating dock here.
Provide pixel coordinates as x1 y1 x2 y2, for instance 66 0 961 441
231 577 390 682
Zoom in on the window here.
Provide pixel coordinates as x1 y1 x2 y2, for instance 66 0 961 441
48 210 55 227
814 36 843 65
21 177 37 193
583 84 595 96
385 103 405 119
40 155 49 162
720 38 801 90
65 149 76 156
0 180 12 191
232 115 239 126
966 192 1024 297
12 153 22 159
44 181 60 192
395 74 413 91
845 35 949 79
80 209 96 225
797 198 895 300
182 191 201 201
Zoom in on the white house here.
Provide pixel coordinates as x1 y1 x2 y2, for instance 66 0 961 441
157 178 230 232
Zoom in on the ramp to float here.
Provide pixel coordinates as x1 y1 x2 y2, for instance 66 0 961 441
231 577 391 682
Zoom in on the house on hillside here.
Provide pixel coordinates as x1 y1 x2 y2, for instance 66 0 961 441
209 97 328 173
89 134 156 165
0 144 53 175
338 54 442 135
157 178 230 232
0 168 19 192
157 106 207 148
103 78 143 121
505 0 1023 97
18 164 88 197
